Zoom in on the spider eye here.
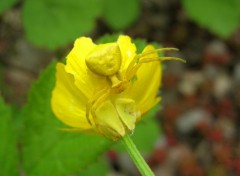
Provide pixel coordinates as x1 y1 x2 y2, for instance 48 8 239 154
85 43 122 76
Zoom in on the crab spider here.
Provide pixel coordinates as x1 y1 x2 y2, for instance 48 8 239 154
85 43 185 126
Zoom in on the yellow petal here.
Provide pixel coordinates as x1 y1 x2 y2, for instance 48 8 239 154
115 98 138 131
65 37 109 99
127 45 161 115
117 35 137 72
95 100 125 139
51 63 92 129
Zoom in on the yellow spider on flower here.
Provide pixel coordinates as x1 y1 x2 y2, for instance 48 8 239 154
51 35 184 140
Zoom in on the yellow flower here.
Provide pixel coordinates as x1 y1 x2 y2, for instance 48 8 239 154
51 35 183 140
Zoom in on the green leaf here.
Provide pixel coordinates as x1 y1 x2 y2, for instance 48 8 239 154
114 106 161 153
22 0 102 50
182 0 240 38
0 97 18 176
103 0 140 30
79 158 110 176
131 106 161 152
133 38 147 53
96 33 120 44
0 0 18 14
21 61 112 176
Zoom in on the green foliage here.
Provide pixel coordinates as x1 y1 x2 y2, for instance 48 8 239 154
131 106 161 153
182 0 240 38
22 0 102 50
20 61 112 176
0 0 18 14
96 33 120 44
0 97 18 176
0 64 4 89
22 0 140 50
103 0 140 30
80 158 110 176
134 38 147 53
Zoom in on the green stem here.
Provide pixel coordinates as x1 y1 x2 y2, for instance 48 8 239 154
122 134 155 176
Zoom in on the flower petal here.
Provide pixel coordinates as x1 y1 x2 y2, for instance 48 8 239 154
51 63 92 129
117 35 137 72
95 100 125 139
115 98 138 131
65 37 109 99
127 45 161 115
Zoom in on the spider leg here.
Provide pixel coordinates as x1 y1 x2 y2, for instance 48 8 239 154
126 48 179 75
126 56 185 81
86 87 110 125
89 88 111 130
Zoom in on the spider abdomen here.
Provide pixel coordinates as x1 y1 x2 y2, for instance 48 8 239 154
85 43 122 76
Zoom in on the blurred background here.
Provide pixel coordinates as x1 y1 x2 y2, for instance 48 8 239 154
1 0 240 175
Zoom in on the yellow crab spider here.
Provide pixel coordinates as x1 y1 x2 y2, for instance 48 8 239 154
85 43 185 126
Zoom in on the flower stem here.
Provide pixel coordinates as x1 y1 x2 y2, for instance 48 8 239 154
122 134 155 176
